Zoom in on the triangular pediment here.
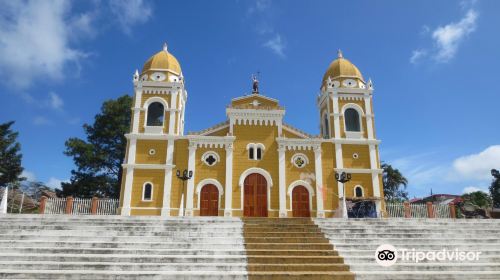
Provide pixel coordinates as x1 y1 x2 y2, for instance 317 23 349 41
230 94 282 110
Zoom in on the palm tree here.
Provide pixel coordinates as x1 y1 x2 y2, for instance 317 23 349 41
382 163 409 202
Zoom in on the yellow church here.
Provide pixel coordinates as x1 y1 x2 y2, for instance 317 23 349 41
118 43 384 218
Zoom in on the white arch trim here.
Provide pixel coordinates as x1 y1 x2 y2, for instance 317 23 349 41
143 96 169 109
354 185 364 197
238 167 273 188
195 178 224 210
341 103 364 116
287 180 314 212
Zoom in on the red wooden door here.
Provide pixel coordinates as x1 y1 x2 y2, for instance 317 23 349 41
244 173 268 217
292 186 310 217
200 184 219 216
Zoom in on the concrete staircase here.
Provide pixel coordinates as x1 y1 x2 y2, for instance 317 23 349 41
0 215 247 279
315 219 500 280
243 218 354 280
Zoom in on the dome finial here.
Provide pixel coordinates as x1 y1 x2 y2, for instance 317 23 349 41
163 42 168 53
337 49 343 58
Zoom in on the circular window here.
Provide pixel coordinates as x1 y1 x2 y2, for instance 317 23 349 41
353 153 359 159
148 149 156 156
291 153 309 168
201 151 220 166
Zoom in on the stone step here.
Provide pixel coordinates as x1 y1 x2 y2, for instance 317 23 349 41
348 263 500 271
0 234 245 242
327 237 500 244
244 237 329 243
246 249 338 256
324 233 499 238
244 226 321 232
0 270 247 280
244 232 324 238
0 247 247 255
245 242 333 250
0 254 246 263
318 228 500 234
334 244 500 250
247 263 350 272
247 256 344 264
0 261 247 271
248 271 354 280
343 256 500 263
337 249 500 257
354 271 500 280
0 240 245 249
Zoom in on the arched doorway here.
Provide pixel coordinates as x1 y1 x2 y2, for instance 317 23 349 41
200 184 219 216
244 173 268 217
292 186 310 217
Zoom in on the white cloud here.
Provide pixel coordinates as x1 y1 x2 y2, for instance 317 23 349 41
33 116 53 126
263 34 285 58
432 9 478 62
410 49 427 64
21 170 37 182
452 145 500 181
109 0 152 34
463 186 488 194
0 0 89 89
45 177 68 189
48 92 63 110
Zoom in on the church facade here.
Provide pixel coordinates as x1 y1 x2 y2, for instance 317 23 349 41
118 44 384 218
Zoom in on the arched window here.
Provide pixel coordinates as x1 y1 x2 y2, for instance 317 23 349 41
256 147 262 160
323 114 330 138
355 186 363 198
146 102 164 126
247 143 265 160
249 147 254 159
345 108 361 132
143 183 153 201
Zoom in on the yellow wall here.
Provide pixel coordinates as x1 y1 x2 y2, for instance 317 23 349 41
135 140 167 164
342 144 370 169
130 169 165 210
170 139 189 212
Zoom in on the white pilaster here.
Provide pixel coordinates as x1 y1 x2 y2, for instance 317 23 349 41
168 91 178 135
369 144 382 216
121 168 134 216
364 95 374 139
314 146 325 218
132 89 142 134
121 138 137 216
185 143 196 216
161 139 175 216
224 143 234 217
278 144 287 217
332 93 341 138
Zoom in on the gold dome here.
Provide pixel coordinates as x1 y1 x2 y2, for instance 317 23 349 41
142 43 181 75
322 50 364 88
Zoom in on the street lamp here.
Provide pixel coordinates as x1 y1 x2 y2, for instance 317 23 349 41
176 169 193 216
335 171 352 219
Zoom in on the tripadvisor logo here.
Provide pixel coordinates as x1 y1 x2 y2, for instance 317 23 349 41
375 244 482 267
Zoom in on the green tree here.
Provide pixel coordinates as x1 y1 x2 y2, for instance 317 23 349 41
0 121 24 186
462 190 492 209
490 169 500 208
382 163 409 202
58 95 132 198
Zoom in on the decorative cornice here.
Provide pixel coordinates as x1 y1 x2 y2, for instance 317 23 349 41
122 163 175 170
334 168 383 174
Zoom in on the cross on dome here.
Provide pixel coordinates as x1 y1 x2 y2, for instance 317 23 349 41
163 42 168 53
337 49 343 58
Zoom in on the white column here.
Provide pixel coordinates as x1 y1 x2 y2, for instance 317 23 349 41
161 139 175 216
185 142 196 216
121 138 137 216
224 143 234 217
132 89 142 134
332 93 341 138
121 168 134 216
314 146 325 218
369 144 382 216
364 95 374 139
278 145 287 217
168 91 178 135
334 143 344 217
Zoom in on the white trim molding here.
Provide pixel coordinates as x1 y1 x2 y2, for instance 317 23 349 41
287 180 315 212
195 178 224 209
143 96 169 109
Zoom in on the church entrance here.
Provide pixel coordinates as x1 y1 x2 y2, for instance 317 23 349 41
292 186 310 217
244 173 268 217
200 184 219 216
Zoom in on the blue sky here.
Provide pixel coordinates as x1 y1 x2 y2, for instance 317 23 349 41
0 0 499 198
